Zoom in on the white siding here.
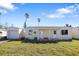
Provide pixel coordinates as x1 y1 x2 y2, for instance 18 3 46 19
23 27 72 40
71 27 79 39
58 27 72 40
7 27 19 39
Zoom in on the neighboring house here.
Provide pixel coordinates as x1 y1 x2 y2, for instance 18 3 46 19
7 27 20 39
0 28 7 39
71 27 79 39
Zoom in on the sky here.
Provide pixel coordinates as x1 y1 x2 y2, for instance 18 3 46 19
0 3 79 27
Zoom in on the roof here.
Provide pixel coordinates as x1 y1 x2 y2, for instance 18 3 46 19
24 26 73 30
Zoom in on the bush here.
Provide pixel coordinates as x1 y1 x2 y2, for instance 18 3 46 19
3 36 7 39
20 37 25 40
0 36 7 41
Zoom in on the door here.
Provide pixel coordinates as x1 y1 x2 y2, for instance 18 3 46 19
8 30 19 39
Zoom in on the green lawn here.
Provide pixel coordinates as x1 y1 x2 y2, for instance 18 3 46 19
0 40 79 56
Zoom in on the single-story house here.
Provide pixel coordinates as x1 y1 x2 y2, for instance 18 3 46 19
20 26 72 41
3 26 79 41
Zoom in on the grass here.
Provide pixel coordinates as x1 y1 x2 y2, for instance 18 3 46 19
0 40 79 56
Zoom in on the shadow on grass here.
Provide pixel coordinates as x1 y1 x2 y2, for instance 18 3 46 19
8 39 21 42
72 38 79 40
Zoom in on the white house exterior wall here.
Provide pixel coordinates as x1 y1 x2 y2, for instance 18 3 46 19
57 27 72 40
23 27 72 40
71 27 79 39
6 26 73 40
7 27 19 39
25 28 38 39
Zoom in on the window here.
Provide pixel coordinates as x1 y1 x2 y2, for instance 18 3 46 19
54 31 56 34
28 30 33 35
34 31 36 34
61 30 68 35
29 30 32 32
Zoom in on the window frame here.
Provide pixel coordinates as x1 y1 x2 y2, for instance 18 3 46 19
54 30 56 34
29 30 32 32
61 30 68 35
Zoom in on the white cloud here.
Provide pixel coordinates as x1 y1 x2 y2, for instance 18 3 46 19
0 3 17 10
0 2 18 13
47 13 65 18
0 9 7 13
47 4 79 19
0 0 26 14
56 8 72 14
75 14 79 17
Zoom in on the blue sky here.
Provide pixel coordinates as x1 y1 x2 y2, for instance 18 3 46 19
0 3 79 27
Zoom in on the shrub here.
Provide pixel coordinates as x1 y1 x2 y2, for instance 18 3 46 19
20 37 25 40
